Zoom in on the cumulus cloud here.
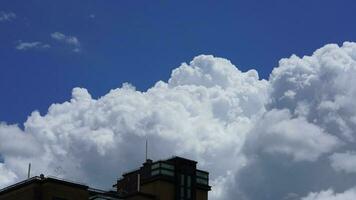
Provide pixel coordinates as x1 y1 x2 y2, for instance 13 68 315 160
51 32 81 52
0 11 16 22
330 151 356 173
0 55 268 195
268 42 356 142
246 109 341 162
2 42 356 200
15 41 50 51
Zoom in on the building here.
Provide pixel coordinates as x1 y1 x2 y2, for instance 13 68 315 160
0 156 211 200
0 174 119 200
115 156 211 200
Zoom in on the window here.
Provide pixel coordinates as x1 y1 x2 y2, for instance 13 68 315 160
180 174 184 185
179 174 192 200
196 171 209 179
180 187 185 197
151 169 160 176
151 163 160 170
161 169 174 176
150 162 175 177
196 170 209 185
161 163 174 170
196 178 208 185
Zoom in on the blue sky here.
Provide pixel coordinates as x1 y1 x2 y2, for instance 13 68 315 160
1 0 356 124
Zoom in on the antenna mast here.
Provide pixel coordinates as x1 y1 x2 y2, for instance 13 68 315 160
27 163 31 179
145 139 148 161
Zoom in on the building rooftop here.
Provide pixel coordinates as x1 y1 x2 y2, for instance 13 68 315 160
0 175 88 195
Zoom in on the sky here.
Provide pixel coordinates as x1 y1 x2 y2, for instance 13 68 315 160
2 1 356 200
1 0 356 124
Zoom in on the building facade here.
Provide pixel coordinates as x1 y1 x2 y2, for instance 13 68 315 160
0 156 211 200
115 156 211 200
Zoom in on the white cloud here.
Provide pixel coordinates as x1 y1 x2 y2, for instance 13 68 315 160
51 32 66 40
246 109 341 162
229 42 356 200
330 151 356 173
15 41 50 51
0 11 16 22
0 164 17 189
2 42 356 200
0 55 268 198
51 32 81 52
302 187 356 200
268 42 356 142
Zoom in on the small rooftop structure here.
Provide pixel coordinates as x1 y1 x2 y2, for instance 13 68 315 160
115 156 211 200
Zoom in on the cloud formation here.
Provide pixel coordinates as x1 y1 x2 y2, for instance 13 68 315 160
1 42 356 200
330 151 356 174
51 32 81 52
0 11 16 22
15 41 50 51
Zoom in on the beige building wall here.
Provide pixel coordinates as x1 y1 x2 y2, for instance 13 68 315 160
0 181 89 200
0 184 40 200
141 180 175 200
41 182 89 200
196 189 208 200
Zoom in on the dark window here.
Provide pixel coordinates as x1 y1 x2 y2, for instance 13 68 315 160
196 171 209 185
150 162 175 177
179 174 192 200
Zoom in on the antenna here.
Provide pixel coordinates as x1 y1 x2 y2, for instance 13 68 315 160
137 173 141 192
27 163 31 179
145 139 148 161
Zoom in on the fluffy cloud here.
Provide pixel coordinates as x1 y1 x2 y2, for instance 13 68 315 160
0 55 268 194
15 41 50 51
330 151 356 173
246 109 341 162
268 42 356 142
0 11 16 22
225 42 356 200
51 32 81 52
2 42 356 200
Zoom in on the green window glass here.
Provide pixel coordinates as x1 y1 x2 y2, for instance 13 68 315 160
196 178 208 185
161 169 174 176
161 163 175 170
180 187 185 197
196 171 209 179
180 174 185 185
151 170 160 176
187 188 191 199
151 163 160 170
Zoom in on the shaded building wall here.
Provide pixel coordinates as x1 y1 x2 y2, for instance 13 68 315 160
41 182 89 200
0 181 89 200
141 180 175 200
196 189 208 200
0 183 41 200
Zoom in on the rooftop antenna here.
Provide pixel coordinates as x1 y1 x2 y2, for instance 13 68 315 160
27 163 31 179
145 139 148 161
137 173 141 192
